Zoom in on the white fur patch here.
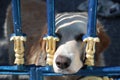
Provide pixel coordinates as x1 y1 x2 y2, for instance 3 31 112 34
53 41 83 74
56 15 87 25
55 20 86 32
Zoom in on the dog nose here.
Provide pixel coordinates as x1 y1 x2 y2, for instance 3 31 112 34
55 55 71 69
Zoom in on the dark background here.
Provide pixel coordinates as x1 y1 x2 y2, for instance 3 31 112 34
0 0 120 66
0 0 11 38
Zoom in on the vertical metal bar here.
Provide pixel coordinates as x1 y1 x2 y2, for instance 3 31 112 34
30 67 36 80
83 0 99 66
46 0 55 36
87 0 98 37
36 68 44 80
12 0 22 36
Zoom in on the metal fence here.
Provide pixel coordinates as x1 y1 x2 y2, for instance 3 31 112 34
0 0 120 80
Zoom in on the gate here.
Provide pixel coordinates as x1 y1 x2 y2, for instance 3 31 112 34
0 0 120 80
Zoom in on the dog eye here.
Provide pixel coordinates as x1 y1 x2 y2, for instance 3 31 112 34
75 33 84 41
56 33 62 39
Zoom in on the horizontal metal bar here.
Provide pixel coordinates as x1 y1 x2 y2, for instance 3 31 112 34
0 65 30 71
0 65 120 77
0 71 29 75
37 66 120 77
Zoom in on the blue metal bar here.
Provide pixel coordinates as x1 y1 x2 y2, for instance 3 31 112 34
46 0 55 36
12 0 22 36
0 65 30 71
0 65 120 79
84 0 98 38
36 68 44 80
0 72 29 75
36 66 120 77
30 67 36 80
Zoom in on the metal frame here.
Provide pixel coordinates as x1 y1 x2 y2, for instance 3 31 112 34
0 66 120 77
0 0 120 80
0 65 120 80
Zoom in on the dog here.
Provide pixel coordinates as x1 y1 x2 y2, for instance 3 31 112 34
5 0 110 80
27 12 110 73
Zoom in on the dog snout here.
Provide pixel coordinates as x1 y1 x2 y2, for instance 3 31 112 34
55 55 71 69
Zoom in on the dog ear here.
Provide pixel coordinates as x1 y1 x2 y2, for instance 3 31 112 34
26 26 47 66
96 21 110 54
95 21 110 65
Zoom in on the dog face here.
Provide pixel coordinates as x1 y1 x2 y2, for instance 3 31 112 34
52 13 110 74
53 22 87 74
26 13 109 75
